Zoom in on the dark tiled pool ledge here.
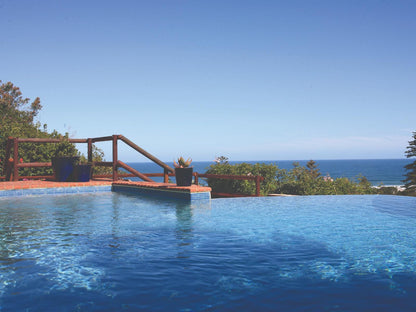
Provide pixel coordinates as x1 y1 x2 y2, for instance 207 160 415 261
0 180 211 200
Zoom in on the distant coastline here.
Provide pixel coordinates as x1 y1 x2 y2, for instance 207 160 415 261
126 159 412 186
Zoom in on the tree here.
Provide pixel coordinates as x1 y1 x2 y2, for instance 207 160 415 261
0 80 55 176
0 81 42 125
403 131 416 195
306 160 321 178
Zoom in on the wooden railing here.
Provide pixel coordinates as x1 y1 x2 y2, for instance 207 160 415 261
1 135 174 182
1 135 265 197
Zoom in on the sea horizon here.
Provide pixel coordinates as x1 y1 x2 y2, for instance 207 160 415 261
125 159 412 187
128 157 408 163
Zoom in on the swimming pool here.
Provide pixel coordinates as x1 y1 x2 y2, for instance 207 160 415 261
1 193 416 311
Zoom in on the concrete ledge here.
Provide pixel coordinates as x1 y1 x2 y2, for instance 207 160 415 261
112 181 211 201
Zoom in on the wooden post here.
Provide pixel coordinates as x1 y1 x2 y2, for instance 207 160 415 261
164 168 169 183
194 172 199 185
112 135 118 181
87 138 93 163
255 175 261 197
4 138 12 181
3 138 11 173
5 159 13 181
87 138 93 180
13 138 19 181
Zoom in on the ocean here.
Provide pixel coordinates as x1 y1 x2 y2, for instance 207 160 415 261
126 159 412 186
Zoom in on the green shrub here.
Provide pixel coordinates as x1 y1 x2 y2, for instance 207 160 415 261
376 186 400 195
205 157 279 195
205 157 377 196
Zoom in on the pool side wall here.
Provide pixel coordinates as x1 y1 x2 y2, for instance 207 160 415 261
0 181 211 201
0 185 112 197
111 184 211 201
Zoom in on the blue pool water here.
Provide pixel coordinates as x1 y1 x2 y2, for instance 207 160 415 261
1 193 416 311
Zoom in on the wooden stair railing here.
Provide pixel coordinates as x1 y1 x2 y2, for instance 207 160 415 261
117 161 153 182
1 135 174 182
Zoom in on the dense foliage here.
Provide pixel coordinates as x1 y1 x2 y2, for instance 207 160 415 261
1 80 55 176
205 157 377 196
205 157 280 196
403 131 416 196
0 81 108 177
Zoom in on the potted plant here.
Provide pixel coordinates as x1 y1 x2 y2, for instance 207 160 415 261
73 161 92 182
51 138 80 182
174 157 193 186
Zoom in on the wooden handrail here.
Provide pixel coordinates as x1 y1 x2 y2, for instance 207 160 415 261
17 162 51 168
117 160 153 182
91 136 114 143
90 172 175 179
119 135 174 173
94 161 113 167
16 138 88 143
195 173 264 181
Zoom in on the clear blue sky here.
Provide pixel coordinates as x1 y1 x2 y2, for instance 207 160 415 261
1 0 415 162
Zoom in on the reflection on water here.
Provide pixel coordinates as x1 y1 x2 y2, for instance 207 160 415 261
175 202 194 258
108 193 122 250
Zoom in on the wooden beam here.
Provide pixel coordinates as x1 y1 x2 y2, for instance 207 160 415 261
91 136 114 143
94 161 113 167
3 138 12 176
87 138 93 163
119 135 174 173
13 138 18 181
16 138 88 143
112 135 118 181
255 175 261 197
197 173 264 181
17 162 51 168
117 161 154 182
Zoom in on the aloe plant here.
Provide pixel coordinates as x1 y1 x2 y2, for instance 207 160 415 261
174 156 192 168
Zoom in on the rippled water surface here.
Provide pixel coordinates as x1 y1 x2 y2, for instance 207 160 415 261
1 193 416 311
